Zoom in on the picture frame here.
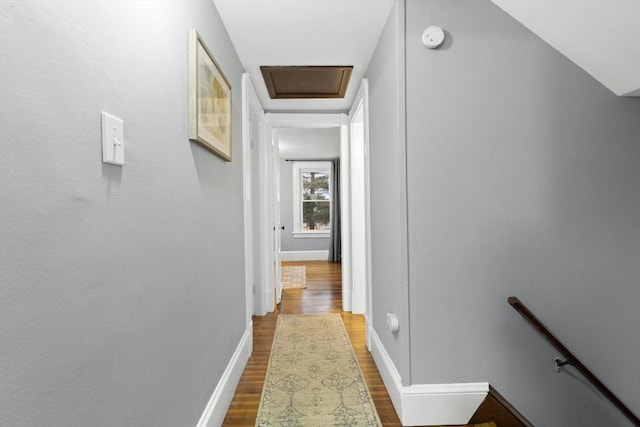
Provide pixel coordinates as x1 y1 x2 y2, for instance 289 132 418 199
188 29 232 161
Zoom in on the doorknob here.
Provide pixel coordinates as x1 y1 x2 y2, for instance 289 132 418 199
280 226 285 230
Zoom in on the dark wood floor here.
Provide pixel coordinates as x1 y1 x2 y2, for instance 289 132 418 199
222 260 403 426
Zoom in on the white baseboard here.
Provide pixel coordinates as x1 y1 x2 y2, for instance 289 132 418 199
196 323 253 427
369 326 404 418
369 327 488 426
280 250 329 261
365 315 373 352
264 288 275 314
342 289 352 312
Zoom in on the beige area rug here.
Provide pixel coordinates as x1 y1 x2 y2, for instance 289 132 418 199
256 314 381 426
281 266 307 289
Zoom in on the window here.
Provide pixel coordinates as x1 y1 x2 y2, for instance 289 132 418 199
292 162 331 237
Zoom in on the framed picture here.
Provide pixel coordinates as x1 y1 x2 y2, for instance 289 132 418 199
188 29 232 161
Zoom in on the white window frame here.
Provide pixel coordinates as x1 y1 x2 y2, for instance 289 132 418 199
292 161 332 238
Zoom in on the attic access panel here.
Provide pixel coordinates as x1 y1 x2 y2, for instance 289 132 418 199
260 66 353 99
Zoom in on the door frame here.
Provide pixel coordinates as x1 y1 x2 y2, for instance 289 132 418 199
266 113 350 311
272 128 283 305
348 80 373 344
242 74 268 318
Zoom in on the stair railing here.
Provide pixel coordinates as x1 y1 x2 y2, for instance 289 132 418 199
507 296 640 426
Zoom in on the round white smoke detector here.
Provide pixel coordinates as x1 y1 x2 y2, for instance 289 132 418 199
422 26 445 49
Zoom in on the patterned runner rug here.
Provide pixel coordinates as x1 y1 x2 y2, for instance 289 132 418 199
255 314 381 426
281 266 307 289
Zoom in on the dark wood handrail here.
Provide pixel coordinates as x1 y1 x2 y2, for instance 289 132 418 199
508 296 640 426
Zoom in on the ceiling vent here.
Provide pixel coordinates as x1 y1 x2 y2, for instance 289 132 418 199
260 66 353 99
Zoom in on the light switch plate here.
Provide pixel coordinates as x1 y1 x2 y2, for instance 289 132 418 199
101 112 124 166
386 313 400 333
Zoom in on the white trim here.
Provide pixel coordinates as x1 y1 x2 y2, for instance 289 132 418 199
361 79 373 345
242 74 264 323
404 382 489 394
365 315 373 352
265 287 275 307
369 327 488 426
196 323 253 427
267 113 345 128
369 326 403 417
292 231 330 239
342 289 353 313
280 250 329 261
348 80 370 315
273 123 283 305
257 118 275 315
243 75 273 316
241 74 252 323
339 117 352 312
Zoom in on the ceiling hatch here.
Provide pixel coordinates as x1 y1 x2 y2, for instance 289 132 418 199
260 66 353 99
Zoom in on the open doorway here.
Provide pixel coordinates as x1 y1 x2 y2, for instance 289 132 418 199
267 114 348 310
277 127 340 262
275 127 342 313
246 81 371 323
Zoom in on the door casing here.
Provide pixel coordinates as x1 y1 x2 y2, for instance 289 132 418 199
245 80 372 328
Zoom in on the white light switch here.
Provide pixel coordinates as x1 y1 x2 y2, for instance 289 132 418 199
386 313 400 333
101 112 124 166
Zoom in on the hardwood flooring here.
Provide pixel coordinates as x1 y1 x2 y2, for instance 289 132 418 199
222 260 403 426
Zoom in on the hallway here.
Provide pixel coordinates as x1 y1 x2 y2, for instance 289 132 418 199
222 261 402 426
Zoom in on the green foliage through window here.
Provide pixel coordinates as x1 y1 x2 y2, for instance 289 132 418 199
301 171 330 230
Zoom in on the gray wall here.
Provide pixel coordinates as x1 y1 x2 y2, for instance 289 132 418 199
366 0 411 382
367 0 640 425
0 2 246 426
279 159 331 252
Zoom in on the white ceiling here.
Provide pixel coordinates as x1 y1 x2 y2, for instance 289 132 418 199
213 0 394 112
214 0 639 111
492 0 640 97
277 127 341 159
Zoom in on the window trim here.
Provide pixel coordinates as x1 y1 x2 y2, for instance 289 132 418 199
292 161 332 238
